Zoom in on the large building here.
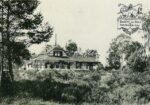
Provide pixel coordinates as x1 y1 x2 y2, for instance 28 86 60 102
23 45 100 70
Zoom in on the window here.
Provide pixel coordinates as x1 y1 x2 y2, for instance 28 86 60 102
57 52 60 57
76 62 81 69
58 51 63 57
53 51 57 56
54 51 63 57
55 52 58 56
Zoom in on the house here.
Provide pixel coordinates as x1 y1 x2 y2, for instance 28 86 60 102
23 45 100 70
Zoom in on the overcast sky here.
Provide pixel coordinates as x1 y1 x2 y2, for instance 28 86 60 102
29 0 150 65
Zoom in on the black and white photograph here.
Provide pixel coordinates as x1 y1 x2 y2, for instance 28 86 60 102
0 0 150 105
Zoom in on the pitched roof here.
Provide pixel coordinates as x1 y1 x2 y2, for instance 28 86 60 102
53 45 64 50
31 45 99 63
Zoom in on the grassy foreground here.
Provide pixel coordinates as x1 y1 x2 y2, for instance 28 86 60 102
1 69 150 105
1 97 150 105
0 97 71 105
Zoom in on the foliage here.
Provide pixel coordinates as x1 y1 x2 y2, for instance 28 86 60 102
11 42 31 66
107 34 142 69
65 40 78 56
12 70 93 102
83 49 99 57
0 0 53 81
96 62 104 70
142 12 150 41
127 50 148 72
1 67 150 104
107 34 131 69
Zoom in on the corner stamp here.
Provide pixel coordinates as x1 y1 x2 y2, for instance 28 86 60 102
117 4 143 35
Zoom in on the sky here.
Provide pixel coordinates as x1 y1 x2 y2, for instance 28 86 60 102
29 0 150 65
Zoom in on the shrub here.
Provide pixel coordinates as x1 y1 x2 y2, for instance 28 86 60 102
13 69 95 103
127 50 148 72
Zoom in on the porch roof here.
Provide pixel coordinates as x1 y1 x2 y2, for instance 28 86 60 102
32 55 99 63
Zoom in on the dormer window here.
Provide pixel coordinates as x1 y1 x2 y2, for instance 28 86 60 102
57 52 60 57
54 52 56 56
54 51 63 57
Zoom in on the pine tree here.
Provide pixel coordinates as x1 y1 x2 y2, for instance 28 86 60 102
0 0 53 83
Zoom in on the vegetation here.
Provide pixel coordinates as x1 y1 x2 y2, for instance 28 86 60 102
65 40 78 56
0 0 53 83
84 49 99 57
107 34 142 69
0 66 149 105
0 0 53 96
1 0 150 105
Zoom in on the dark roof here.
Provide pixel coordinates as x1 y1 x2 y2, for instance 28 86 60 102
70 57 98 62
53 45 64 51
38 45 64 55
31 45 99 63
32 55 99 63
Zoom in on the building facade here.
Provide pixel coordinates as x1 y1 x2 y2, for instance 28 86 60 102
23 45 100 70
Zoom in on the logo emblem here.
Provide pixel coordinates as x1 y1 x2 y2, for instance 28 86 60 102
117 4 143 35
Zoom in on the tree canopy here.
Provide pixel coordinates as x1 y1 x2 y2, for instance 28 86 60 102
0 0 53 81
65 40 78 56
107 34 142 69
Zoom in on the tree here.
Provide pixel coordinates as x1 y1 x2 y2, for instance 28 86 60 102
84 49 99 58
142 12 150 67
11 42 31 66
127 49 148 72
107 34 142 69
142 12 150 46
0 0 53 82
65 40 78 56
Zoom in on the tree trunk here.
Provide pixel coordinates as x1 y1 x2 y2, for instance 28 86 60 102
1 0 13 96
6 0 14 81
1 0 4 81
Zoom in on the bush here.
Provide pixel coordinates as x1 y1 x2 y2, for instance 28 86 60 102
12 69 98 103
11 67 150 104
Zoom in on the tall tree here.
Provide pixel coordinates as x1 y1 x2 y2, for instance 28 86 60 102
107 34 142 69
143 12 150 46
0 0 53 81
65 40 78 56
142 12 150 70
